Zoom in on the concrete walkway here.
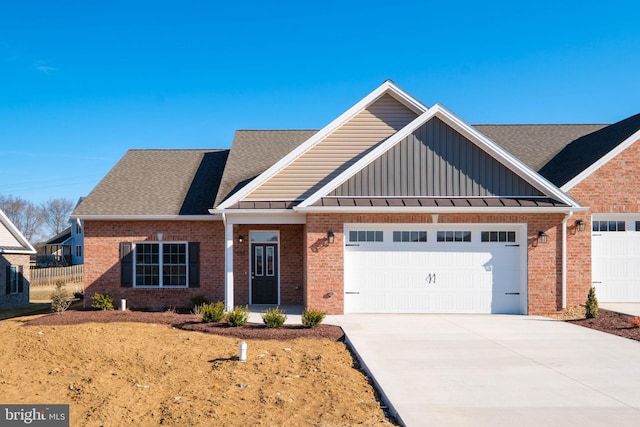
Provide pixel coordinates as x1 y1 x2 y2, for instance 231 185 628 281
331 314 640 427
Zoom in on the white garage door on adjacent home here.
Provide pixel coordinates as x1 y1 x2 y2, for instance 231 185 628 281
343 224 527 314
592 216 640 302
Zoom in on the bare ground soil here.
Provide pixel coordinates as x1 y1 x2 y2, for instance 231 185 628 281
0 308 395 426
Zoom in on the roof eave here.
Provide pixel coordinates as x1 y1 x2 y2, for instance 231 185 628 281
561 128 640 192
0 248 37 255
299 103 581 209
216 81 429 210
294 206 587 214
70 214 222 221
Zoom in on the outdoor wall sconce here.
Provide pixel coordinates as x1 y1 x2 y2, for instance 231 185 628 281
538 231 548 244
575 220 586 232
238 235 244 243
327 231 335 244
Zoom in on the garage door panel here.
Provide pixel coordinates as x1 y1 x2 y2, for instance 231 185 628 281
592 227 640 303
344 226 525 314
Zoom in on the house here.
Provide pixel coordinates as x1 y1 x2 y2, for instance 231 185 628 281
71 81 640 315
36 202 85 267
37 227 72 267
0 209 36 309
70 218 84 265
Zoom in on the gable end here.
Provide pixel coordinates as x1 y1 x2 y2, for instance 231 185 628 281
330 117 544 198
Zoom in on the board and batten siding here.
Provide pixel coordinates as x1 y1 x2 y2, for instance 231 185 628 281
330 117 544 198
245 93 419 201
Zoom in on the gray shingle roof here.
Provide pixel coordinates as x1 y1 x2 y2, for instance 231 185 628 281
538 113 640 187
214 130 317 206
73 149 228 216
473 124 608 172
74 114 640 216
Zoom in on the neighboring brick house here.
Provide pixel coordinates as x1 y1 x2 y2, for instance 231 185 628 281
72 81 640 315
0 209 36 309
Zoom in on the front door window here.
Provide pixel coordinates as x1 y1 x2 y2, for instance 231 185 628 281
250 231 279 304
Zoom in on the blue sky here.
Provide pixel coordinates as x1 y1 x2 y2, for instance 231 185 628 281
1 0 639 205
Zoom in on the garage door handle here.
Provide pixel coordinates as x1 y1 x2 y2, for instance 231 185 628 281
345 291 360 295
505 292 520 295
345 244 360 247
505 244 520 247
592 281 602 284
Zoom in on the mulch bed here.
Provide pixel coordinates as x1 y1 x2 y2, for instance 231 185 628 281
22 307 640 343
567 309 640 341
23 309 345 342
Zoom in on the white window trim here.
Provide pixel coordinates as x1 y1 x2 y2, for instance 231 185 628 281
133 241 189 288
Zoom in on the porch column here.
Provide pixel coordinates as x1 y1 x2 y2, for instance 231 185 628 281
224 220 234 311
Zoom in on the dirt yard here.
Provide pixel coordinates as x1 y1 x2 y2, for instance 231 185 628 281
0 310 393 426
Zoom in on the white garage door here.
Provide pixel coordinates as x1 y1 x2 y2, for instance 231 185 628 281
592 217 640 302
344 224 526 314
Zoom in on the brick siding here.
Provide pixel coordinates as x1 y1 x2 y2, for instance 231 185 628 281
83 221 224 310
0 254 31 309
305 212 572 315
232 224 304 306
567 136 640 307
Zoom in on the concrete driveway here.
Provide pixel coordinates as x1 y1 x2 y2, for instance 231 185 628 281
329 314 640 427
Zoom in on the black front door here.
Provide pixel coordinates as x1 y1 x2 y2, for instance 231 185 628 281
251 243 278 304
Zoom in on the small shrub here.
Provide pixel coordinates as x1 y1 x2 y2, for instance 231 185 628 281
91 292 114 311
226 305 249 327
199 301 226 323
50 280 72 315
585 287 599 319
262 307 287 328
302 307 327 328
629 317 640 328
190 295 209 309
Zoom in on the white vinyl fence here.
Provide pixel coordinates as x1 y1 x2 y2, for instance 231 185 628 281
30 265 84 286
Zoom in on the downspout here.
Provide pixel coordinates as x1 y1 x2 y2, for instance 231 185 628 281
562 211 574 310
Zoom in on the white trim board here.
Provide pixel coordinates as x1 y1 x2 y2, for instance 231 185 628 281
215 80 429 210
561 128 640 192
299 104 582 209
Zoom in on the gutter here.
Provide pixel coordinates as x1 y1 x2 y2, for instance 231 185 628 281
70 214 222 221
294 206 589 214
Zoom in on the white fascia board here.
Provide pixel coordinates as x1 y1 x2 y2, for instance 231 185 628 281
215 81 429 210
218 211 307 225
299 109 437 207
70 214 222 221
300 103 582 209
434 104 582 208
295 206 588 214
0 209 36 254
561 128 640 192
0 248 37 254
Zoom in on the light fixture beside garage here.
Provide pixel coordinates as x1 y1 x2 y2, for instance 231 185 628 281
538 231 548 244
238 235 244 243
327 231 335 244
575 220 586 232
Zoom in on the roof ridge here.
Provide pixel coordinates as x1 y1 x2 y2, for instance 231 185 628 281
234 129 319 132
473 123 610 127
127 148 228 151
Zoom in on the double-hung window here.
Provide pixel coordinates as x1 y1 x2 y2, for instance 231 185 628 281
5 265 23 294
135 242 187 287
7 266 19 294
